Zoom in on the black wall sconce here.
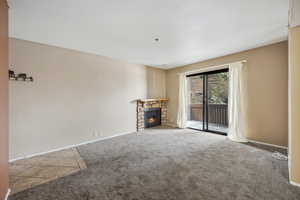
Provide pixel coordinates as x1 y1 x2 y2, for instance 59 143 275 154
9 70 34 82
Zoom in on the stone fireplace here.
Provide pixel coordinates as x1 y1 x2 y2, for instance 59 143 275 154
137 99 168 131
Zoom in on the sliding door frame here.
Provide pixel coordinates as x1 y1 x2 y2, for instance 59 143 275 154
186 68 229 136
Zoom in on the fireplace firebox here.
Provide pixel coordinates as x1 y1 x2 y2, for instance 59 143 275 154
144 107 161 128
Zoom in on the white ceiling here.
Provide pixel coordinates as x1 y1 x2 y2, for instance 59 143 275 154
8 0 289 69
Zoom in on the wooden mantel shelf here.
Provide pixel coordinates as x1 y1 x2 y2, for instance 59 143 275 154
138 98 168 102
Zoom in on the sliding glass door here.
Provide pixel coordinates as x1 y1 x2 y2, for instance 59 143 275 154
187 69 229 135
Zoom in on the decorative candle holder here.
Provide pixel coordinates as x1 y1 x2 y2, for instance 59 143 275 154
8 69 34 82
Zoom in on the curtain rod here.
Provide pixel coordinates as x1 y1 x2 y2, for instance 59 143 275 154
177 60 247 75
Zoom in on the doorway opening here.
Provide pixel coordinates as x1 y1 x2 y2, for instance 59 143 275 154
186 69 229 135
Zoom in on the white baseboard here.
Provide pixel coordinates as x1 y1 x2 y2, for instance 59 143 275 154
290 181 300 187
9 131 134 163
248 139 287 150
5 189 11 200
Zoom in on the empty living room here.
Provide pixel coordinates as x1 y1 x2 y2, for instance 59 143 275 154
1 0 300 199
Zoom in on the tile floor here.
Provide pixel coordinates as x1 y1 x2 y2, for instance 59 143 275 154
9 148 87 194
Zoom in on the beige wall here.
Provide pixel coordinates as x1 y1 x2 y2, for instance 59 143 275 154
9 38 166 160
289 25 300 184
289 0 300 28
166 41 288 147
0 0 9 198
146 67 166 98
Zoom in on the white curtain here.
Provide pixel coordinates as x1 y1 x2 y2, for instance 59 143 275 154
228 61 248 142
177 73 188 128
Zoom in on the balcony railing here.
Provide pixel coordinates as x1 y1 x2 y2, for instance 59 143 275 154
188 104 228 127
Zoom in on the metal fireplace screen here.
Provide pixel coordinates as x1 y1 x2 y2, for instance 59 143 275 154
144 107 161 128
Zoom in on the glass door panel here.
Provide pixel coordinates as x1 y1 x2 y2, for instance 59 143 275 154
186 75 204 130
206 71 229 133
